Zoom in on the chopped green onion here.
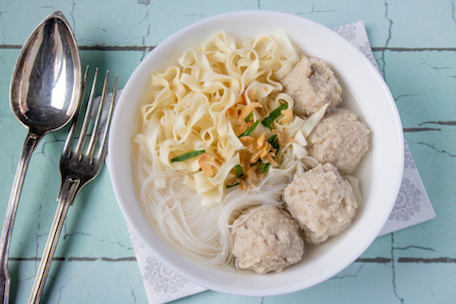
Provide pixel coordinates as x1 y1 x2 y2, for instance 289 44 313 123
170 150 205 163
226 183 240 188
259 162 270 174
257 136 280 174
268 135 280 154
234 164 243 178
238 120 260 137
244 111 253 122
261 103 288 129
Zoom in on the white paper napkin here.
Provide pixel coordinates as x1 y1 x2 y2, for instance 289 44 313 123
114 20 436 304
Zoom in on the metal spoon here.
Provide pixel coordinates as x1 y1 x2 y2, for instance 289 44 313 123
0 11 81 303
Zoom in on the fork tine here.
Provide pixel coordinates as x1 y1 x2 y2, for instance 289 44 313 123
63 66 89 158
74 67 99 159
86 70 110 162
97 74 118 161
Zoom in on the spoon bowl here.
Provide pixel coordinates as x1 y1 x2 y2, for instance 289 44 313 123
0 11 81 302
10 11 81 134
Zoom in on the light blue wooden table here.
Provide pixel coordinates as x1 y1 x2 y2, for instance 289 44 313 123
0 1 454 303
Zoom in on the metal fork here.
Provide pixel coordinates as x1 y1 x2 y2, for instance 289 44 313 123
27 67 117 304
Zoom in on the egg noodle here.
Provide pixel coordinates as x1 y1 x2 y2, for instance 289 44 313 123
133 31 327 268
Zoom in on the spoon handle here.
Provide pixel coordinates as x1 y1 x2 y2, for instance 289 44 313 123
0 131 43 303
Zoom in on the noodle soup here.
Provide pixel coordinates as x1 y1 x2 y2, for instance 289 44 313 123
109 10 403 295
133 31 368 272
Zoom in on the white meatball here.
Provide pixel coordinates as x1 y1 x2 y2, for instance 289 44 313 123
281 56 342 117
232 206 304 274
307 108 370 174
284 163 357 244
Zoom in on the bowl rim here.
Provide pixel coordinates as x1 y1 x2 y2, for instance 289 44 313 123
108 9 404 297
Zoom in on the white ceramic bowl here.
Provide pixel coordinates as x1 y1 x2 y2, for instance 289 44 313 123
108 10 404 296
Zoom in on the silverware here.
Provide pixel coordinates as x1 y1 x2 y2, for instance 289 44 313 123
0 11 81 303
27 67 117 304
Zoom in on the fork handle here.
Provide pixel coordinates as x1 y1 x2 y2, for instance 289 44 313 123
27 177 79 304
